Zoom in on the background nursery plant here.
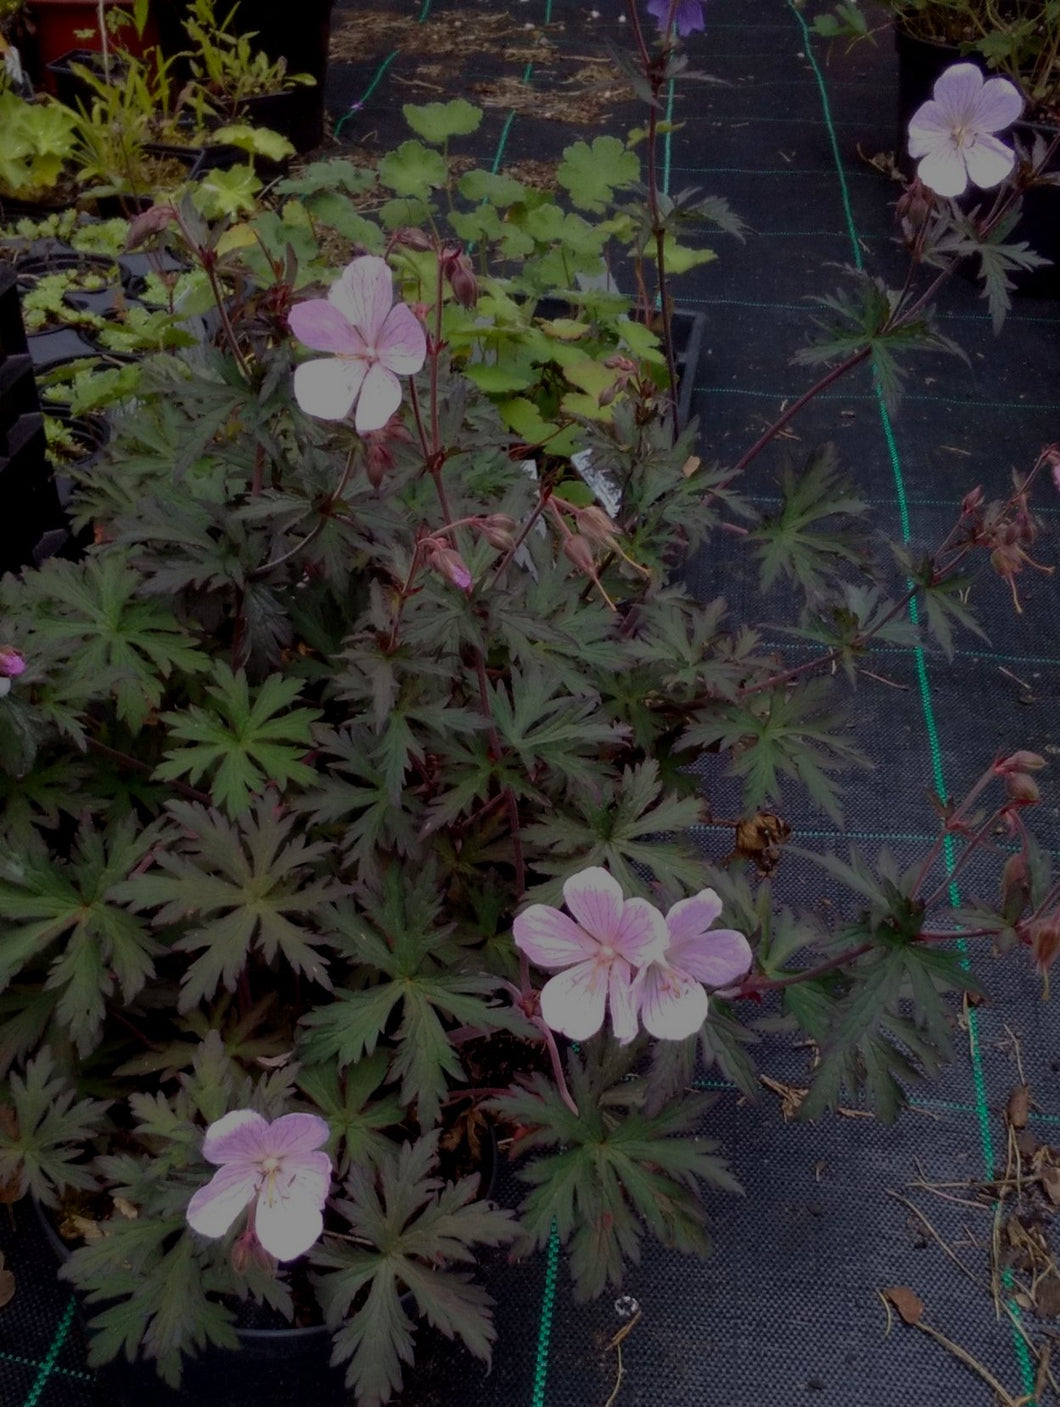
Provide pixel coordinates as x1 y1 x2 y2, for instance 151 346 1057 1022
0 7 1057 1407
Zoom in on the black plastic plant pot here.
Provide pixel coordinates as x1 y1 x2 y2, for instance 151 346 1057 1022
0 354 41 428
16 248 121 289
46 47 128 109
0 412 63 575
27 326 100 370
0 264 30 358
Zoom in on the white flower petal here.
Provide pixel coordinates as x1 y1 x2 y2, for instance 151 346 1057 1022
255 1187 324 1261
561 867 625 942
378 303 427 375
637 962 709 1041
294 357 366 421
354 362 402 433
612 896 669 966
976 76 1023 133
917 145 968 198
963 132 1016 190
202 1108 269 1164
608 957 640 1045
329 256 395 343
932 62 986 128
186 1163 260 1239
514 903 598 969
540 960 607 1040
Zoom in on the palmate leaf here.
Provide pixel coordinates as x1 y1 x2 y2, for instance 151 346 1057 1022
0 1048 109 1205
296 1056 403 1177
155 662 321 817
792 938 983 1123
521 759 706 902
491 1046 740 1300
682 678 871 825
748 443 869 599
111 800 342 1012
312 1135 515 1407
556 135 639 213
299 870 521 1125
486 667 623 794
791 267 967 412
0 820 163 1055
21 552 206 733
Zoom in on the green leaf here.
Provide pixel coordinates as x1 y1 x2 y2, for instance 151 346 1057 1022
403 100 482 143
0 1049 109 1205
112 800 340 1011
155 662 320 818
556 136 639 213
457 169 526 206
377 141 448 200
193 164 263 219
312 1135 515 1407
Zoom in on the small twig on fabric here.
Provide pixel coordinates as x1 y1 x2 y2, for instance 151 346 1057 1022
885 1190 988 1292
601 1308 642 1407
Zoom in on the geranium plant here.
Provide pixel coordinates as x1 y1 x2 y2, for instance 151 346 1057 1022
0 5 1056 1403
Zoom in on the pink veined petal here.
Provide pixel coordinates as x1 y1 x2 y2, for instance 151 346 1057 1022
260 1113 330 1159
975 76 1024 133
931 63 986 128
287 300 361 355
665 890 723 947
637 962 710 1041
186 1163 260 1239
561 867 625 942
611 895 669 965
255 1185 325 1261
377 303 427 375
514 903 598 969
917 145 968 198
354 361 402 434
329 256 395 343
908 99 952 154
202 1108 269 1164
294 357 367 421
539 960 608 1040
608 957 640 1045
667 925 753 988
963 132 1016 190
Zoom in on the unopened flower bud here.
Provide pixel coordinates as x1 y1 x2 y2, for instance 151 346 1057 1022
476 514 516 551
575 505 619 548
1004 772 1040 804
393 226 434 252
231 1227 273 1275
124 204 177 251
562 533 597 576
1030 917 1060 977
961 485 984 517
0 647 26 679
425 541 473 593
996 750 1046 775
447 255 478 309
364 435 396 490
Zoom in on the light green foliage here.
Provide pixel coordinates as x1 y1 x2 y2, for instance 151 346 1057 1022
402 99 482 143
0 92 79 197
313 1136 515 1407
556 135 640 213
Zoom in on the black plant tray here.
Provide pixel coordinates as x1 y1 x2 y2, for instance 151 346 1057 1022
46 48 130 111
27 327 100 371
0 355 40 430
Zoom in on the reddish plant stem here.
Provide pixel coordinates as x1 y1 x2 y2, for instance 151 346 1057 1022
86 736 211 806
490 484 552 587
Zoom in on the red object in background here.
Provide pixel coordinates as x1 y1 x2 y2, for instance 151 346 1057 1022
23 0 159 90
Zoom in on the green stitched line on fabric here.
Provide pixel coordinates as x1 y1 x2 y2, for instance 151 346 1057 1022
333 0 433 138
787 2 1037 1397
530 1221 561 1407
0 1351 91 1383
21 1298 77 1407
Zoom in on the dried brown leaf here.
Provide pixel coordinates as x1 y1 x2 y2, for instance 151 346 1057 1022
1006 1084 1031 1130
882 1285 925 1326
1035 1275 1060 1319
1041 1165 1060 1207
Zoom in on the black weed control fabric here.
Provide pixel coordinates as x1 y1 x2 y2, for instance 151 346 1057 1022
1 1 1058 1404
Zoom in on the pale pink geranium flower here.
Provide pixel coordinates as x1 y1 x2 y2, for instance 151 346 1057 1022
0 647 25 699
908 63 1023 199
186 1110 331 1262
288 255 426 434
514 867 667 1043
634 889 752 1040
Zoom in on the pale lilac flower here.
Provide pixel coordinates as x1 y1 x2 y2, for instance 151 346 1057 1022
633 889 752 1040
646 0 705 37
186 1110 331 1262
514 867 667 1043
288 256 427 434
908 63 1023 199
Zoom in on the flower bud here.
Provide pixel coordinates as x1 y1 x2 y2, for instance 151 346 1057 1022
476 514 516 551
447 255 478 310
0 648 26 679
425 541 473 593
1030 917 1060 976
124 204 177 251
1000 853 1031 917
961 485 984 517
231 1227 274 1275
562 534 597 576
393 226 434 252
996 750 1046 775
575 505 619 548
1004 772 1040 804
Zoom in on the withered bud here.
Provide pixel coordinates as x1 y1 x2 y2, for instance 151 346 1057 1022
996 750 1046 774
1000 853 1031 916
895 177 935 230
124 203 177 251
1004 772 1040 804
576 505 620 548
364 439 395 490
562 534 597 576
231 1229 273 1276
990 543 1022 579
961 485 984 517
393 226 434 252
475 514 516 551
1030 917 1060 975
